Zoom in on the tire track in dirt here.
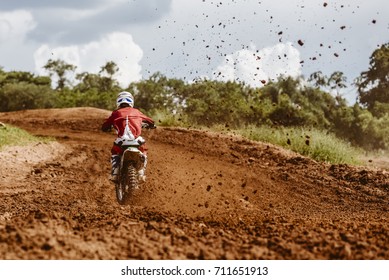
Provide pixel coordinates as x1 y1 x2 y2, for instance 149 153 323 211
0 108 388 259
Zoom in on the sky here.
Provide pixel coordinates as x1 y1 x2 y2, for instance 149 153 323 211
0 0 388 103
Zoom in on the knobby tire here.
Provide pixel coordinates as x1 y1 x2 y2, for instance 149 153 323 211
116 162 138 205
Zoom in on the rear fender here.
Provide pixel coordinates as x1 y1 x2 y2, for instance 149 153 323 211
122 147 144 169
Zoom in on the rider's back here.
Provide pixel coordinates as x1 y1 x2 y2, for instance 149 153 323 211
102 107 153 139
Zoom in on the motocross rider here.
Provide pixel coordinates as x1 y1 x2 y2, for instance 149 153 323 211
101 91 155 182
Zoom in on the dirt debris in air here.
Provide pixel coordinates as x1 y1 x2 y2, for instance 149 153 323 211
0 107 388 260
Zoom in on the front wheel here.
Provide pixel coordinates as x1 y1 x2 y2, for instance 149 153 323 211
115 162 138 205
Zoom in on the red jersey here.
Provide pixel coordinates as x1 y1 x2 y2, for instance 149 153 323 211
101 107 154 138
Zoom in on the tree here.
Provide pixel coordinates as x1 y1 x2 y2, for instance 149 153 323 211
99 61 119 78
98 61 120 92
126 72 184 113
43 59 77 90
74 61 121 93
357 43 389 109
308 70 347 105
0 82 56 111
308 71 327 88
182 79 253 127
328 71 347 97
0 70 50 87
75 72 101 92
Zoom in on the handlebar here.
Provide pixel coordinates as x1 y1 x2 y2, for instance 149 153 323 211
142 123 157 129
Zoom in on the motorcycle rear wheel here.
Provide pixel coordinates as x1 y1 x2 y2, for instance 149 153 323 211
115 162 138 205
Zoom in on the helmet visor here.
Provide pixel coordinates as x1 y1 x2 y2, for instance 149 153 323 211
117 97 133 104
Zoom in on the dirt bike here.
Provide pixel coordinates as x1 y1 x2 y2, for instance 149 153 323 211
115 123 155 205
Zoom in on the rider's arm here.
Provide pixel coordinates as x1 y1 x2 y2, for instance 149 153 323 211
101 123 112 132
101 113 115 132
141 121 156 129
139 112 155 127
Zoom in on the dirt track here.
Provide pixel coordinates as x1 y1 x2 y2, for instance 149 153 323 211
0 107 388 260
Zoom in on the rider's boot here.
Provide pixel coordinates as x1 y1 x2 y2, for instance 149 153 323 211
138 155 147 183
110 155 120 182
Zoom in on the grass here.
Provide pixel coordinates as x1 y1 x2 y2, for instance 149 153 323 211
226 125 363 165
0 124 52 150
151 110 189 127
152 110 363 165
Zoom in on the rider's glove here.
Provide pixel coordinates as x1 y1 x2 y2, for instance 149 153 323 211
142 122 156 129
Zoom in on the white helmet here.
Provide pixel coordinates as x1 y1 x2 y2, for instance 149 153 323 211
116 91 134 108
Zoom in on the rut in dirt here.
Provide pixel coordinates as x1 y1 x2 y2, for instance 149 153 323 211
0 108 388 260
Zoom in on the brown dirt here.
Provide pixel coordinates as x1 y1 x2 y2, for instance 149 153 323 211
0 107 388 260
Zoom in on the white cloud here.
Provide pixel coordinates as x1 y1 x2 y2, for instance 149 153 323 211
0 10 36 43
34 32 143 88
213 43 302 88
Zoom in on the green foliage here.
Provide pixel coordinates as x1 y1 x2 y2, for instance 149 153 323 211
0 70 51 87
331 104 389 150
370 102 389 118
126 72 185 113
357 43 389 109
75 61 121 93
355 111 389 150
0 124 51 150
268 93 309 126
259 77 337 128
233 125 362 165
55 88 117 110
308 70 347 96
1 44 389 157
99 61 119 77
0 82 56 112
44 59 77 90
182 79 252 127
0 69 56 112
150 109 188 127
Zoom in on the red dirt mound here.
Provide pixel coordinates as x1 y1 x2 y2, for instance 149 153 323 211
0 107 388 259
